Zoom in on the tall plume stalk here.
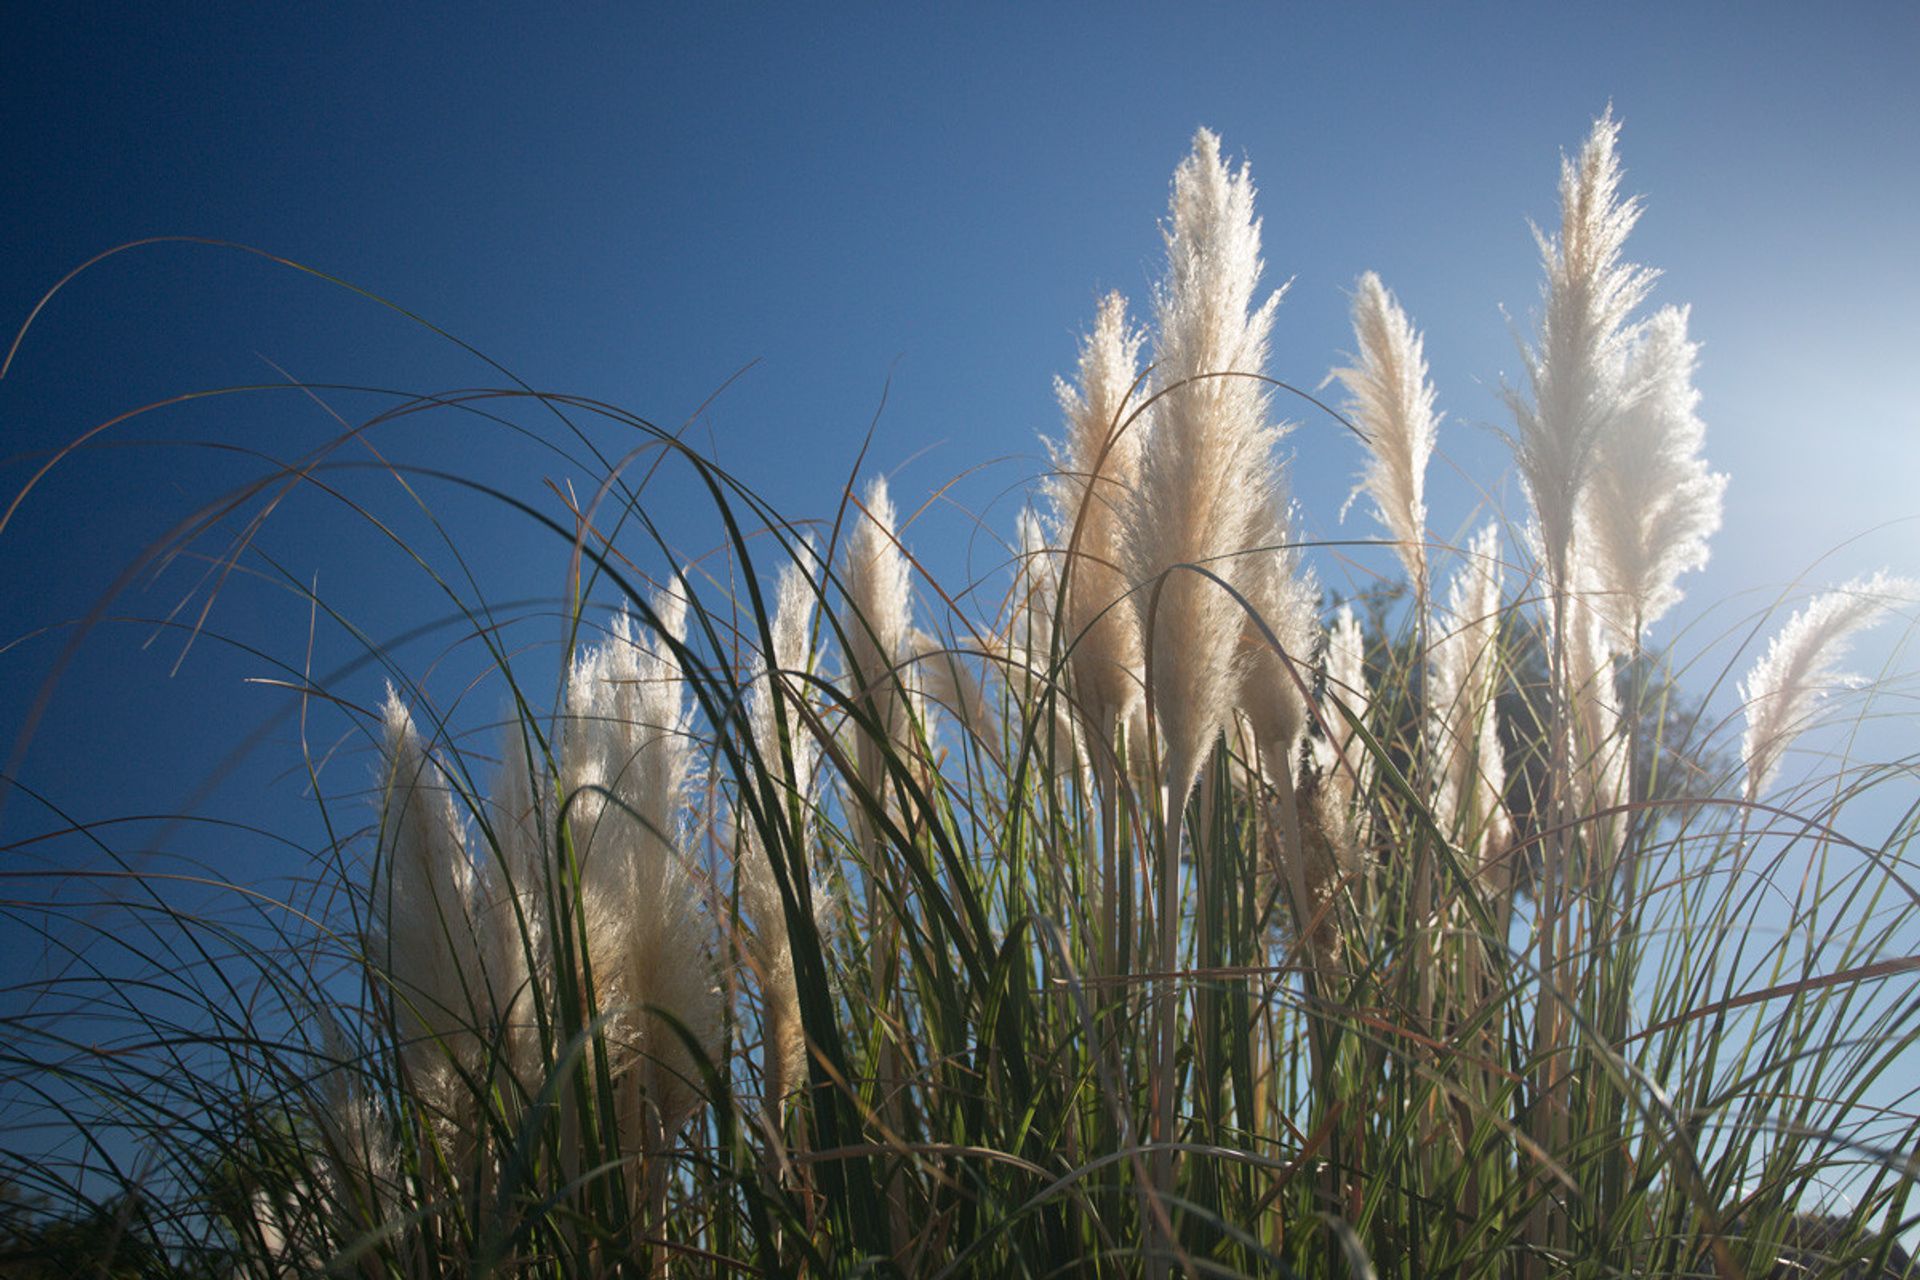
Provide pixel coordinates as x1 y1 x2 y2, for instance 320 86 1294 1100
1239 491 1322 996
836 476 920 1257
1561 589 1627 851
1003 507 1081 770
1239 497 1326 991
911 626 997 767
1334 271 1438 602
1007 507 1059 720
1502 113 1660 1270
1329 270 1450 1042
1118 127 1299 1258
561 596 721 1191
1046 295 1148 970
1740 572 1913 803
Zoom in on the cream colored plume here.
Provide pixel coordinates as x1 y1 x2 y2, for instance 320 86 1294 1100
476 721 551 1098
1045 290 1148 740
840 476 923 776
1240 496 1320 778
1559 587 1629 854
1123 126 1287 799
747 553 823 797
912 628 1000 763
324 1081 399 1209
1008 506 1058 706
562 596 721 1149
1427 526 1512 865
1334 272 1437 593
739 554 824 1109
370 690 484 1109
1304 602 1373 882
1576 304 1726 639
309 1081 400 1260
1741 572 1914 802
1004 506 1083 769
1323 602 1373 805
1505 110 1658 590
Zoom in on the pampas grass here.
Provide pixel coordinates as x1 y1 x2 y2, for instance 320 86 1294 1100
1505 109 1658 595
5 112 1917 1280
739 554 825 1116
1334 271 1438 597
1047 291 1149 748
838 475 923 824
1740 570 1916 802
1578 304 1726 641
1123 127 1286 804
370 690 487 1124
1319 601 1373 804
563 597 722 1161
1427 525 1511 868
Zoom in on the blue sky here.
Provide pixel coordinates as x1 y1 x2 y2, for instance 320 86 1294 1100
3 1 1918 1163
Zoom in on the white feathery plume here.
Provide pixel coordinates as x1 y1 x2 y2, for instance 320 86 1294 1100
315 1085 399 1247
840 476 921 765
1741 572 1915 802
747 553 823 799
1559 587 1629 852
243 1188 288 1264
912 627 999 762
477 724 550 1100
1006 506 1083 769
1334 272 1438 592
1122 697 1157 798
241 1188 300 1274
560 622 638 1057
1323 602 1374 808
1287 768 1355 952
562 633 620 897
1240 495 1320 779
620 594 721 1144
841 476 914 717
1302 602 1372 889
740 554 825 1110
1505 110 1658 591
256 1081 397 1270
1123 126 1287 802
1009 506 1057 705
285 1011 408 1258
563 597 721 1149
1427 526 1512 864
1576 304 1726 639
1046 290 1148 741
370 691 483 1107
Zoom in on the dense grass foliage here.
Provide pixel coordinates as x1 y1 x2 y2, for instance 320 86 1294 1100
3 118 1916 1279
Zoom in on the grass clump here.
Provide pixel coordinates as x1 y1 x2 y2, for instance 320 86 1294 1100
3 114 1917 1279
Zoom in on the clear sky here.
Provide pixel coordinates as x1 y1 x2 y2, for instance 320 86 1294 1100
3 0 1917 1130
